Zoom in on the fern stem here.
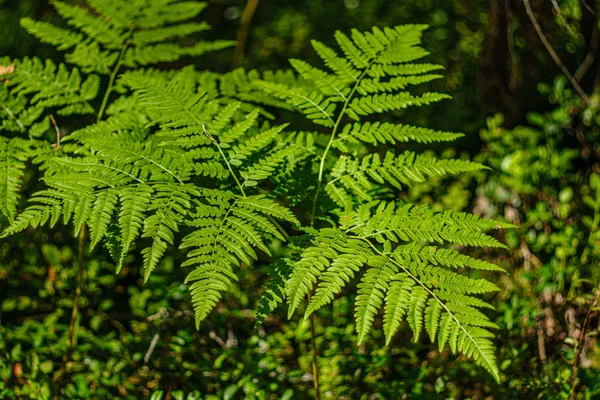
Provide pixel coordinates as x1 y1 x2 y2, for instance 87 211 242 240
317 64 373 183
220 145 246 197
307 292 321 400
309 180 321 227
56 225 87 398
311 63 375 226
97 30 134 123
203 123 247 197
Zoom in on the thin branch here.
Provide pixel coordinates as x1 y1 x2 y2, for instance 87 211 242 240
144 333 160 363
575 18 599 82
97 27 136 123
523 0 591 104
569 290 600 400
55 225 87 399
582 0 596 15
50 114 61 150
232 0 260 68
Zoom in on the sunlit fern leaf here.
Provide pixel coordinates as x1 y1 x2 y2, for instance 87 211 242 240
240 144 302 184
286 228 351 318
383 273 412 342
20 18 84 51
0 137 34 223
0 203 62 238
340 122 464 145
122 70 217 137
393 242 506 272
117 185 153 271
182 194 298 326
304 239 370 317
88 189 119 250
342 202 512 248
347 92 451 119
216 68 296 112
289 59 350 101
254 81 336 127
21 0 233 74
325 152 486 206
355 255 398 343
140 183 197 281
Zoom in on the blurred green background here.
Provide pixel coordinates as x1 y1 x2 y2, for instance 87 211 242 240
1 0 600 399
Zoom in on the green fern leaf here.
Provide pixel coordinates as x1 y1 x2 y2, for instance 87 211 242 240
355 255 398 343
118 185 153 272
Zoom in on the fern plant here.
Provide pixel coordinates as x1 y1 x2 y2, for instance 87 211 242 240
1 2 511 395
252 25 512 382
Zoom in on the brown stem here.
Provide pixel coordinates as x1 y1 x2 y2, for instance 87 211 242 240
574 14 599 83
232 0 260 68
55 225 86 398
307 292 321 400
569 290 600 400
49 114 61 150
523 0 591 104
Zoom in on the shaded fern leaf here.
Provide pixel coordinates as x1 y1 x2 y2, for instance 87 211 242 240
254 258 292 329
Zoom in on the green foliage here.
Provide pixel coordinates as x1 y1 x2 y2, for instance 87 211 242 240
0 1 530 397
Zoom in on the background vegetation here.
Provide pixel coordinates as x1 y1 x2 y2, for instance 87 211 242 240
0 0 599 399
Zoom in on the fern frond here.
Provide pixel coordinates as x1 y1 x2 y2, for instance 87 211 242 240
348 92 451 119
0 202 62 238
286 228 349 318
310 40 360 83
223 69 297 110
20 18 84 51
52 0 126 49
326 151 486 204
305 239 370 317
141 183 196 281
182 194 296 326
0 137 34 223
22 0 232 73
344 202 509 248
393 242 506 272
240 144 301 184
289 59 350 101
88 189 119 250
340 122 464 145
383 273 412 342
117 185 153 271
355 255 398 343
4 57 99 116
254 81 336 127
